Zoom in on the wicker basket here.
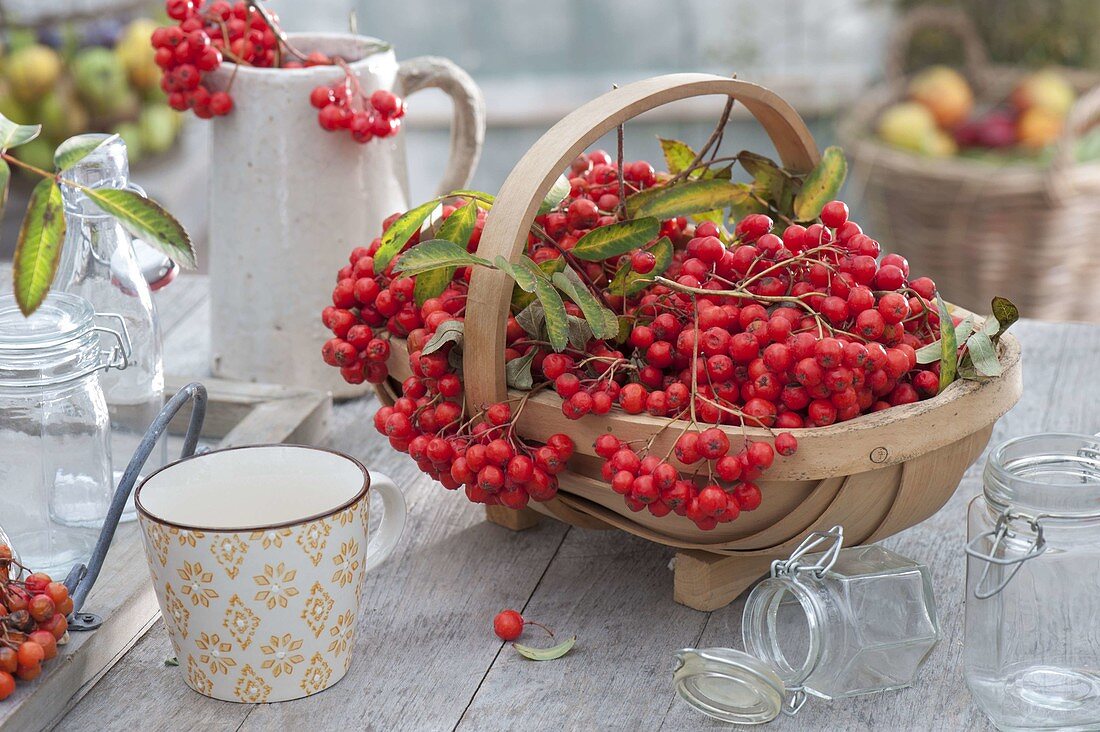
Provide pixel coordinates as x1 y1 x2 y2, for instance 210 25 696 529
837 7 1100 322
380 74 1024 610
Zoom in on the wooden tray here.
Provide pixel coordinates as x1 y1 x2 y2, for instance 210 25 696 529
0 375 331 732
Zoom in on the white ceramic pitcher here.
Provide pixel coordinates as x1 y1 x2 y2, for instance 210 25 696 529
206 34 484 397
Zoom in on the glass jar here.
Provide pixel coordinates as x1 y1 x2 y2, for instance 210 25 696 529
54 133 168 521
0 292 129 576
675 527 940 724
965 433 1100 730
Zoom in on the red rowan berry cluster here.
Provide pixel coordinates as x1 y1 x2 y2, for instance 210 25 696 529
0 544 72 699
321 146 947 530
154 0 405 140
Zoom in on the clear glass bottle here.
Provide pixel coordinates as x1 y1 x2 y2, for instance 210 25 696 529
0 292 129 576
965 433 1100 731
54 133 167 521
674 527 940 724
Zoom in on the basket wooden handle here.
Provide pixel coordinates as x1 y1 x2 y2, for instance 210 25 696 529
464 73 819 410
885 6 989 84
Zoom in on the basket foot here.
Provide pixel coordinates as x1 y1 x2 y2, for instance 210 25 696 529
485 505 541 531
673 550 773 611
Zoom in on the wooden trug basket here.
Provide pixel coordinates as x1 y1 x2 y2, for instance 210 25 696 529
380 73 1024 611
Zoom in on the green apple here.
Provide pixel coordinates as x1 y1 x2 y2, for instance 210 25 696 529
6 45 63 104
878 102 939 153
72 47 129 115
138 104 179 154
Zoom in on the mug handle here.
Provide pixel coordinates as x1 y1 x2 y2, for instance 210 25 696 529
364 471 407 572
395 56 486 196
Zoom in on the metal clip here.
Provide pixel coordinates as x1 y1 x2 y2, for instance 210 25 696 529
780 688 808 717
771 525 844 579
94 311 132 370
964 510 1047 599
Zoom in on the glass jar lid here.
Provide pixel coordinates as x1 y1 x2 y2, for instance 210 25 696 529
983 433 1100 520
0 293 129 387
673 647 787 725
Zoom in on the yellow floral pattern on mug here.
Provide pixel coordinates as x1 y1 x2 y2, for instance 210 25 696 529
260 633 305 678
178 561 219 608
234 664 271 703
253 562 300 610
296 520 332 566
139 490 379 703
249 527 293 550
327 609 355 658
330 538 361 588
300 652 334 696
223 594 260 650
210 534 249 579
301 581 335 638
162 582 190 640
195 632 236 675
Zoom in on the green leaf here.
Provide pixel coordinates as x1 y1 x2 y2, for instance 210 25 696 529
81 188 196 269
54 133 117 171
793 146 847 222
990 297 1020 337
448 189 495 208
916 315 974 365
12 179 65 316
738 151 793 210
0 114 41 152
609 236 673 296
373 199 440 272
164 656 179 667
626 179 752 220
505 348 537 389
422 319 464 355
537 174 571 215
512 636 576 661
521 259 569 351
0 159 10 219
659 138 697 175
552 267 619 340
495 255 537 293
394 239 490 278
438 200 479 247
516 301 545 337
413 267 456 305
571 218 659 261
966 330 1002 377
937 295 957 393
511 256 564 311
566 314 594 349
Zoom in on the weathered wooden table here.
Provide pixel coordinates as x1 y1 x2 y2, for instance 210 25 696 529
51 275 1085 731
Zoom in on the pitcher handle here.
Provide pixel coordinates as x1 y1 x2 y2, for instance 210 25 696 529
395 56 486 196
65 383 208 628
362 472 407 573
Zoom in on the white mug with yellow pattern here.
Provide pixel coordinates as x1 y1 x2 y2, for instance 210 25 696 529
136 444 406 703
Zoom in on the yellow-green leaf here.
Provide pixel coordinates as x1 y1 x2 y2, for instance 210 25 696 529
520 259 568 351
537 174 571 215
513 636 576 661
511 256 564 311
373 198 440 272
0 114 41 152
413 266 456 305
990 296 1019 336
937 295 957 393
626 179 751 220
571 218 659 261
793 146 847 222
438 200 478 247
395 239 490 278
738 150 792 209
659 138 697 175
609 237 672 296
12 179 65 316
54 133 118 171
81 187 195 269
448 189 495 208
552 267 619 340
